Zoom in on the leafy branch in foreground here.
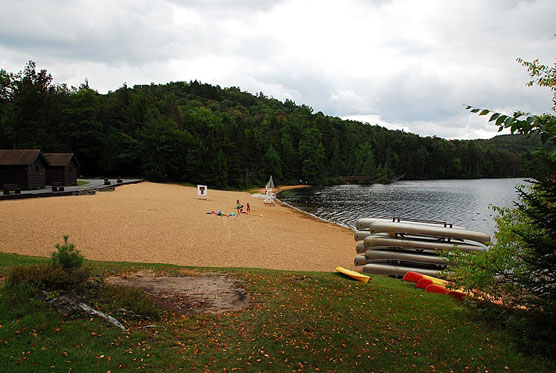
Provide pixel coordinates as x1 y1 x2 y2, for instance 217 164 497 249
517 58 556 110
466 58 556 160
465 106 556 159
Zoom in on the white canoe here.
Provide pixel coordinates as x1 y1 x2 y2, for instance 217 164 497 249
368 221 491 244
365 249 452 265
356 218 465 231
355 255 378 266
364 234 486 253
362 263 443 277
356 243 366 254
354 231 390 242
354 230 371 241
354 254 447 267
354 255 395 266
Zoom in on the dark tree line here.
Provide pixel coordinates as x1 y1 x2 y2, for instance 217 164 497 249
0 61 546 188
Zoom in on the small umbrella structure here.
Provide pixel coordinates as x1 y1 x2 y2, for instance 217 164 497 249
264 175 275 204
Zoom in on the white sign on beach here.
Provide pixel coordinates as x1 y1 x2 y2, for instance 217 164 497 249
197 185 208 198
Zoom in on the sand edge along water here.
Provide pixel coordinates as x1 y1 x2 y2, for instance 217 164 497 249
1 182 356 272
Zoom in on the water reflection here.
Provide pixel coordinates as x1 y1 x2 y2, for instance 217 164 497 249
279 179 528 237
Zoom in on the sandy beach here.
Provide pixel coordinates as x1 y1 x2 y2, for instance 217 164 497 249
0 182 356 272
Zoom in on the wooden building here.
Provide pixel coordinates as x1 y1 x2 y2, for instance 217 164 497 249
0 149 49 190
44 153 80 186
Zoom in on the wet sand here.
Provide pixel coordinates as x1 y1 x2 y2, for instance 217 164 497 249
0 182 356 272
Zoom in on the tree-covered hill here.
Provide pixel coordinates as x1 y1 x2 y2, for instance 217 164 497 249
0 61 545 188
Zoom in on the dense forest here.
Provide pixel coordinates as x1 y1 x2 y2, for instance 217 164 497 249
0 61 549 188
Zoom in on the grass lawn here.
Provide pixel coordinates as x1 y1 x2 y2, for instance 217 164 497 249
0 252 554 372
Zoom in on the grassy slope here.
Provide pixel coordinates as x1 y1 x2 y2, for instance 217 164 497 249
0 253 554 372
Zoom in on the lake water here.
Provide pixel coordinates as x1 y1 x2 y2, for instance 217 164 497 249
278 178 529 237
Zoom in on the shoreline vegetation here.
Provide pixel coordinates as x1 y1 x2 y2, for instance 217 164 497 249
1 61 551 192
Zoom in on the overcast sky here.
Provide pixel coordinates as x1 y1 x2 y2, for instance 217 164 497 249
1 0 554 139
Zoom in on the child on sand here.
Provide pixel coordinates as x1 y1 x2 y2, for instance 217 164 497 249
236 200 243 215
246 203 251 214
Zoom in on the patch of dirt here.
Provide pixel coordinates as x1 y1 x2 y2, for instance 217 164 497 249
106 270 249 314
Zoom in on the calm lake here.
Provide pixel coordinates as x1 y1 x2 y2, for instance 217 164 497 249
278 178 529 237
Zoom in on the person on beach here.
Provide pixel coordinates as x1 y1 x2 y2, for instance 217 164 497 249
236 200 243 215
246 203 251 214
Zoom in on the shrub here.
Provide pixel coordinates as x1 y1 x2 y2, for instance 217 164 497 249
444 177 556 355
6 264 90 292
51 235 84 270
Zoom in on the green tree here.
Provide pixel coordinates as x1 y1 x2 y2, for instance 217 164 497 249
59 84 104 174
449 56 556 354
138 114 186 181
298 127 326 184
264 145 282 181
355 142 377 177
100 129 141 176
0 69 15 148
4 61 55 148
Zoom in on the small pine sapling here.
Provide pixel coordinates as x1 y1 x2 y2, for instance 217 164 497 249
51 235 84 270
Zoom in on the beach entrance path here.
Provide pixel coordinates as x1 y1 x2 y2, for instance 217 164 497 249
0 182 355 272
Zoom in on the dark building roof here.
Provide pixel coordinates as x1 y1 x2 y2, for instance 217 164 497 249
0 149 43 166
43 153 79 167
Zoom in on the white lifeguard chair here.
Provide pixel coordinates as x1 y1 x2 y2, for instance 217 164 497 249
264 175 275 204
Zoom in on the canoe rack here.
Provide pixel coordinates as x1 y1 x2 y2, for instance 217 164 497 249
392 216 454 228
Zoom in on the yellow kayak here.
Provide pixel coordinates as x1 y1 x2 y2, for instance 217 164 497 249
336 267 371 283
421 274 450 285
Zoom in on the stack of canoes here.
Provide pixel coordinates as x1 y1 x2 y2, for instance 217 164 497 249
353 218 490 277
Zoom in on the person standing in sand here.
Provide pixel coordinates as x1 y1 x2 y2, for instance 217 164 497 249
246 203 251 214
236 200 242 215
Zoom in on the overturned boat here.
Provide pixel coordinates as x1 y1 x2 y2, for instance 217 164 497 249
367 219 490 244
364 234 487 253
362 263 443 277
